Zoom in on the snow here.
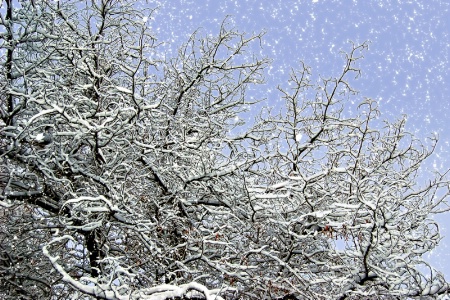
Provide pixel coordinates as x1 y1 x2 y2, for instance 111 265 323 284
115 86 133 94
4 0 450 298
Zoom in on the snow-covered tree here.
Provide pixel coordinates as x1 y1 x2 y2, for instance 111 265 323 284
1 1 450 299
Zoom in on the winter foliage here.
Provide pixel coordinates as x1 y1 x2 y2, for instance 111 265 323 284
1 1 450 299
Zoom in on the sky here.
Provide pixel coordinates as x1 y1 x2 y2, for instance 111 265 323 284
148 0 450 278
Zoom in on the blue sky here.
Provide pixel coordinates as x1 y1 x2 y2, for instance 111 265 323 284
150 0 450 277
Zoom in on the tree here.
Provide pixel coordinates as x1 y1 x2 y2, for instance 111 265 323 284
1 1 449 299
